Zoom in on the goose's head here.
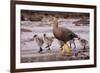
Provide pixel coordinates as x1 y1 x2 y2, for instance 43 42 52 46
33 34 38 40
50 16 58 29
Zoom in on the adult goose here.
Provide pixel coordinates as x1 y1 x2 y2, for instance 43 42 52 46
51 16 80 53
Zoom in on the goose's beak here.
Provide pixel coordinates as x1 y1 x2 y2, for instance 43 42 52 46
49 16 57 22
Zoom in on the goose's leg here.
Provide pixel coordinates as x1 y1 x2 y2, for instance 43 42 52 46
83 45 85 50
48 48 50 50
45 45 49 48
72 39 78 56
48 44 51 50
69 40 72 48
38 47 43 53
73 39 76 49
60 41 64 50
45 44 51 50
60 43 64 51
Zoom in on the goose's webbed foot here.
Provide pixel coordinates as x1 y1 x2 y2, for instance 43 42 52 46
38 47 43 53
48 48 50 50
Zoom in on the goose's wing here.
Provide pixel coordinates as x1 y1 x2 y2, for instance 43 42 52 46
60 27 78 41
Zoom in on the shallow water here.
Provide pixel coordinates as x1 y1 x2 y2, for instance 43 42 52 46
20 19 90 63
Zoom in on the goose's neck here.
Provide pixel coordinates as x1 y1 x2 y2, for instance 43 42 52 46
52 23 58 29
52 18 58 29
